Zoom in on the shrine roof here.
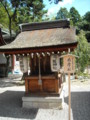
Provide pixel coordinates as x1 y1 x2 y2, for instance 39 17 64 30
0 20 77 52
0 28 6 46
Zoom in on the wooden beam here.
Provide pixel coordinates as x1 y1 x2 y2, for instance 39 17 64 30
0 43 77 55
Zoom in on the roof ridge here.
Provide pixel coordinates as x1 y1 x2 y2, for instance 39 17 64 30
20 20 70 32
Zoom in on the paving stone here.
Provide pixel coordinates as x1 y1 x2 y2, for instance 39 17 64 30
0 78 90 120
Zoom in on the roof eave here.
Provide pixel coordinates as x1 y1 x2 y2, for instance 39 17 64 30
0 42 78 54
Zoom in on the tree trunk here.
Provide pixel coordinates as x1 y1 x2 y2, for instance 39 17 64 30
0 1 12 41
9 17 12 41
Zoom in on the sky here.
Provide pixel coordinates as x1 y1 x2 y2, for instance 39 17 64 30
43 0 90 18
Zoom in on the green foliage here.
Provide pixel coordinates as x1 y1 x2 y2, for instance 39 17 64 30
83 11 90 22
0 0 47 36
17 0 47 23
74 30 89 72
55 7 82 28
70 7 82 26
64 8 90 73
49 0 62 4
0 0 21 39
77 11 90 42
77 72 90 79
0 3 9 28
56 7 70 20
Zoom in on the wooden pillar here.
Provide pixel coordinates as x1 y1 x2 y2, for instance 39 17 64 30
55 79 59 93
68 73 71 120
25 79 29 94
12 55 15 71
5 56 10 77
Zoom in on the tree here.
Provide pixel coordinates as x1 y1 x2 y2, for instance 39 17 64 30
56 7 69 20
0 4 9 28
70 7 81 26
17 0 47 23
83 11 90 22
0 0 20 40
77 11 90 42
49 0 62 4
18 0 47 23
0 0 46 39
74 30 89 72
82 12 90 42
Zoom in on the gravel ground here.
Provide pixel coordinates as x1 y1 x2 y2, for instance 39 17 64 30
0 77 90 120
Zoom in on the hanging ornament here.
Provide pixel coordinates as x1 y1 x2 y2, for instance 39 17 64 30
47 52 50 56
42 52 45 57
36 53 40 57
38 55 42 85
52 52 54 54
57 51 60 54
31 53 34 58
27 53 30 56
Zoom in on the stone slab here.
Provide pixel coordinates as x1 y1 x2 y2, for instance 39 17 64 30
22 96 62 109
22 88 64 109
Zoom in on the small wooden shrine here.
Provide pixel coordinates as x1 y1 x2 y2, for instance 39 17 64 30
0 28 7 77
0 20 77 108
0 27 16 77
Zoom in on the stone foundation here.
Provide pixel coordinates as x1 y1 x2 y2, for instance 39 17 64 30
22 96 62 109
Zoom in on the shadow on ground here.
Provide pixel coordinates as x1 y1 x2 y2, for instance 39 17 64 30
64 92 90 120
0 91 38 119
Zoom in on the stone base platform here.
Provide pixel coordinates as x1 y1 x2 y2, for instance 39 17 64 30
22 89 64 109
22 96 62 109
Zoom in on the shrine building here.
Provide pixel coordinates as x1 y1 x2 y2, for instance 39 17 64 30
0 20 77 108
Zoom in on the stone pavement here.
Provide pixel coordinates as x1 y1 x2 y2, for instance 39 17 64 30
0 78 90 120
